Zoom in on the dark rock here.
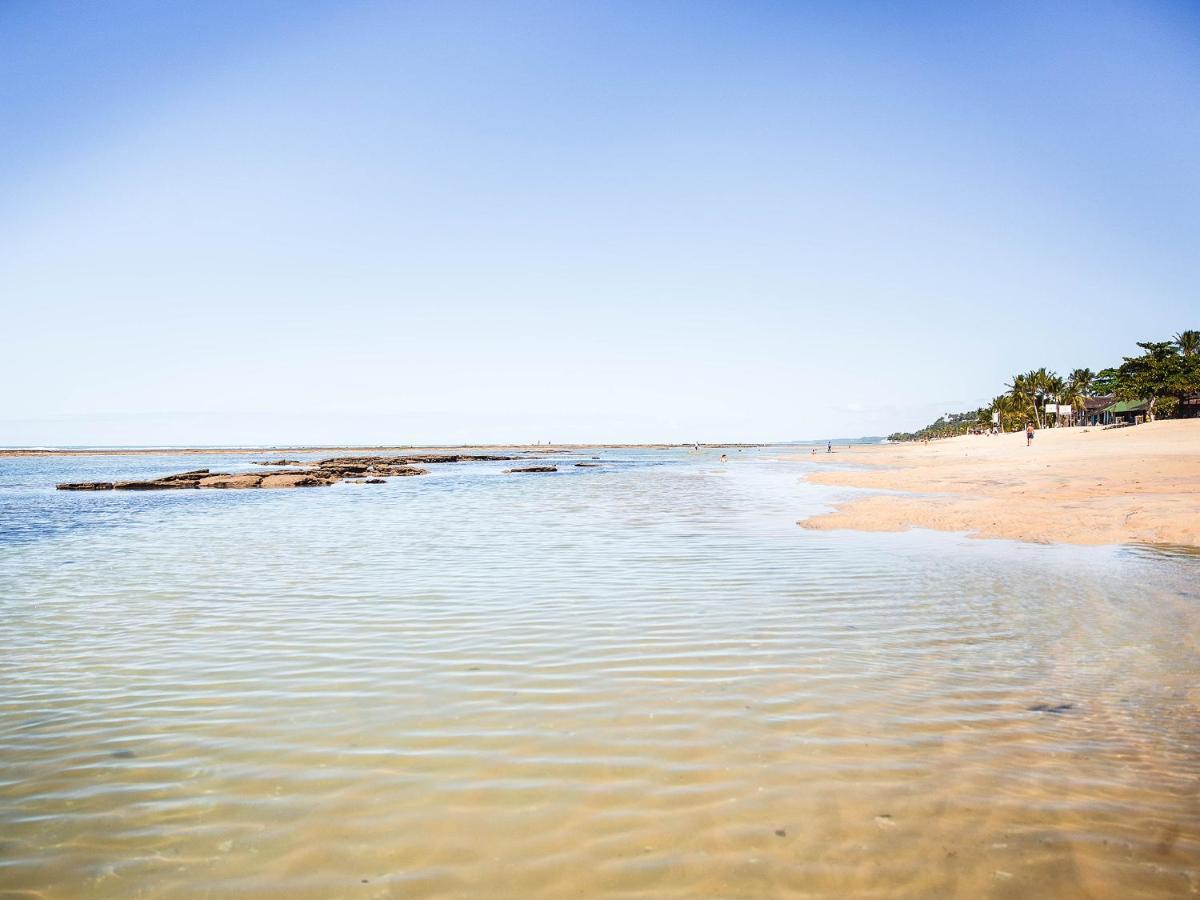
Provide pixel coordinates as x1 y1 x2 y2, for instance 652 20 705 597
114 479 202 490
254 459 303 466
574 462 600 467
506 466 557 473
364 478 386 484
1028 702 1074 714
318 454 515 468
63 453 447 491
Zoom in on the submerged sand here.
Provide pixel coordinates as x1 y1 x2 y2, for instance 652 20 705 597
795 420 1200 547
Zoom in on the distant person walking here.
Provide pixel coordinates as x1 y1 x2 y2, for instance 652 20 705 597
827 442 832 454
1026 423 1034 447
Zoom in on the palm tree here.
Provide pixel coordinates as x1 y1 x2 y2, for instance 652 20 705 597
1007 372 1041 428
1067 368 1094 394
1175 330 1200 357
1064 368 1094 424
1012 368 1060 428
1045 372 1066 426
990 393 1020 432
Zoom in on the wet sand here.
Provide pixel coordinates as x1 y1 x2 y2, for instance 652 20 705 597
795 420 1200 547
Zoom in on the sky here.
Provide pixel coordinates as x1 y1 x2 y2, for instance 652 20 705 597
2 0 1198 445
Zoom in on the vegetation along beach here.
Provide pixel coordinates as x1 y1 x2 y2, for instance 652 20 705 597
801 330 1200 547
799 419 1200 546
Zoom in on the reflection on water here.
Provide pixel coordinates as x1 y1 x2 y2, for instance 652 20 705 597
1 449 1197 898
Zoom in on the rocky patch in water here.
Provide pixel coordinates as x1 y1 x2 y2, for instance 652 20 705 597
54 453 518 491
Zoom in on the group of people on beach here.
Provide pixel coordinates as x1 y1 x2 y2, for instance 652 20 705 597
920 424 1039 445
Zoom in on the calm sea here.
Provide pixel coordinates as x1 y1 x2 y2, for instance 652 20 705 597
1 448 1197 898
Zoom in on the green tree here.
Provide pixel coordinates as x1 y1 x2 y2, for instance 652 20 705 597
1175 330 1200 357
1045 372 1066 425
1009 368 1061 428
1098 341 1200 421
989 393 1021 432
1064 368 1095 421
1067 368 1094 395
1007 372 1041 428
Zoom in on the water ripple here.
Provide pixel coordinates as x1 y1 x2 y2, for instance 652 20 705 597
1 449 1198 898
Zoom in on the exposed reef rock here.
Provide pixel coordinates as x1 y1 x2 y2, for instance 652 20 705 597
260 473 332 488
254 459 304 466
506 466 558 473
52 455 524 491
196 474 267 489
314 454 516 466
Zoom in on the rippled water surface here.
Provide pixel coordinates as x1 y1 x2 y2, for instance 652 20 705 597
1 449 1198 898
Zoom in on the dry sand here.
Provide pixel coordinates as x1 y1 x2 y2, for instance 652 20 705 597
794 419 1200 547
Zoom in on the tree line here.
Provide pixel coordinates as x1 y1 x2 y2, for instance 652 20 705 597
888 329 1199 442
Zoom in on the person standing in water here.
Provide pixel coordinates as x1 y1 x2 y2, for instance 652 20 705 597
1026 423 1034 446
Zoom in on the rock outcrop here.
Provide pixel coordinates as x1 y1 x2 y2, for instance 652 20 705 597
53 454 516 490
506 466 558 473
260 472 333 488
196 474 266 489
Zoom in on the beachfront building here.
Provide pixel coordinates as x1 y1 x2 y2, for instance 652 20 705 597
1101 399 1149 426
1082 395 1115 427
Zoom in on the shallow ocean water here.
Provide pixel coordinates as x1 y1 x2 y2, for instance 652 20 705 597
1 448 1197 898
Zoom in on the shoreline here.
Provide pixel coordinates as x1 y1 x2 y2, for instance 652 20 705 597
0 443 764 458
792 420 1200 548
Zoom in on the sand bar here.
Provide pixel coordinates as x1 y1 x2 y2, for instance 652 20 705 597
794 420 1200 547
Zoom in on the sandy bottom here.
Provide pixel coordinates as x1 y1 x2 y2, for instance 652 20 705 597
795 420 1200 547
3 453 1198 898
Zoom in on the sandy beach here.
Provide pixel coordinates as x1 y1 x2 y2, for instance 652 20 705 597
795 420 1200 547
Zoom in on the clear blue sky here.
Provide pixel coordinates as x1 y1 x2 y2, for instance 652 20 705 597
2 1 1197 445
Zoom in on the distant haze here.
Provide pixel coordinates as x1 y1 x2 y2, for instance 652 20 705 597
2 2 1197 445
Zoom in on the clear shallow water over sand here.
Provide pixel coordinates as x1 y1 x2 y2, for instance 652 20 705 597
1 449 1197 898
